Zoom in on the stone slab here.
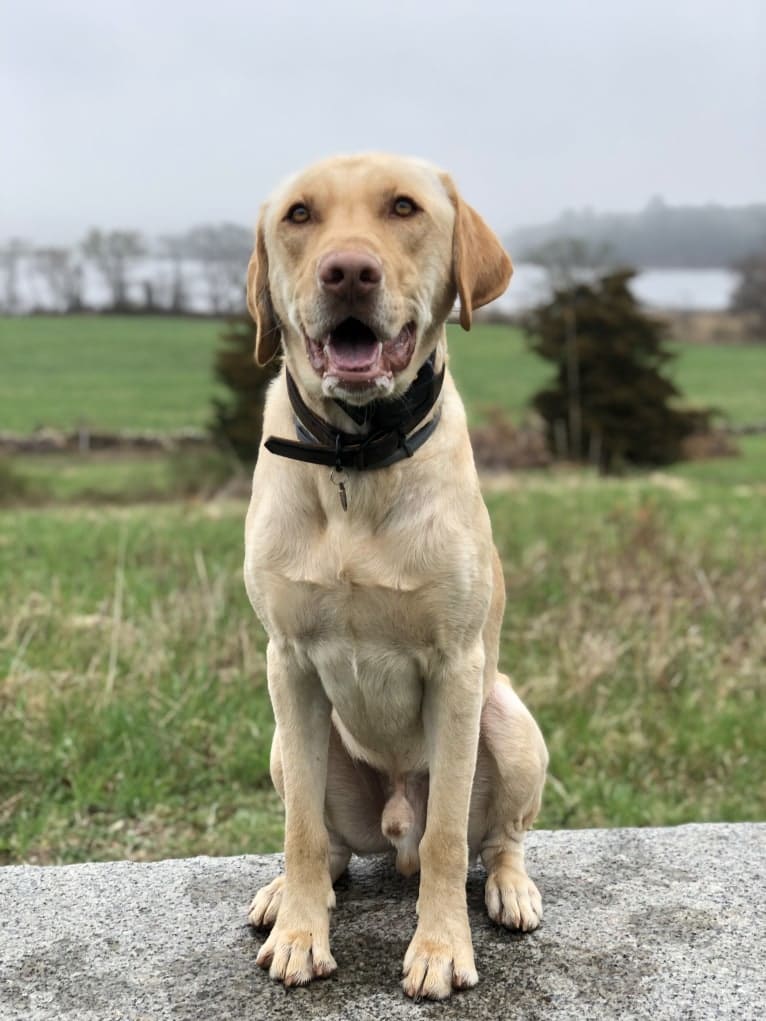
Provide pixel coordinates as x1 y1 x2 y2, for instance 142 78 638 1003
1 824 764 1020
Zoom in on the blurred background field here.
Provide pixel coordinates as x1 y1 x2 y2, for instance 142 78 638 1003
1 315 765 865
2 0 764 866
0 316 226 433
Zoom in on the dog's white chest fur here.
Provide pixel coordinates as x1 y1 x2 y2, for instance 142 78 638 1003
245 487 489 773
309 633 426 772
246 518 440 771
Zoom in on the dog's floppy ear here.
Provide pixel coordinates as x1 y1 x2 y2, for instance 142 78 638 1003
441 175 513 331
246 208 281 366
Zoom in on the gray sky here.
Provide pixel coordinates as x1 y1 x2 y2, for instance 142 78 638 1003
2 0 764 244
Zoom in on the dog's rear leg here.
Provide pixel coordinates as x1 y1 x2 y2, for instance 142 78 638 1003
248 723 351 929
475 678 548 932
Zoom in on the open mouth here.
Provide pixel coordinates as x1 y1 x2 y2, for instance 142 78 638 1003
305 317 417 385
329 318 382 374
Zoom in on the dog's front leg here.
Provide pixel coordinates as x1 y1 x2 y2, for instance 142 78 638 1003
402 644 484 1000
255 639 337 986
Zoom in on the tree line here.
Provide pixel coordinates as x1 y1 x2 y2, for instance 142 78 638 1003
0 224 253 315
508 197 766 270
3 205 764 332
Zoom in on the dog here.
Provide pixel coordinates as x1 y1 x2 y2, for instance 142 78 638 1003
243 153 548 1000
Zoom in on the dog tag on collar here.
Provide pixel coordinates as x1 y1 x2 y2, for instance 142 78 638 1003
338 481 348 512
330 469 349 512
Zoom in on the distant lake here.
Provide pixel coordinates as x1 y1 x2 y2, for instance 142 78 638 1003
4 258 739 315
495 265 738 314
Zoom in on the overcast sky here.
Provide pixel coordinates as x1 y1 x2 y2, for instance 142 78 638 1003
2 0 764 244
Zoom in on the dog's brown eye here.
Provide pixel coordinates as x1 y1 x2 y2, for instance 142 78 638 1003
286 203 311 224
392 196 417 218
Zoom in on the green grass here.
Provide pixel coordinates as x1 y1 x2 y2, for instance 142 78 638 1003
447 325 550 424
671 434 766 486
665 342 766 425
0 502 282 863
0 316 227 432
2 316 764 432
485 476 766 829
6 449 244 505
3 315 764 508
1 471 764 864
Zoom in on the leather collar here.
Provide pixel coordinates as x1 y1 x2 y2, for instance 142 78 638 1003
264 353 445 472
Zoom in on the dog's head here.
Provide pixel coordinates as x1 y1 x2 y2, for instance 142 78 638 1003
248 153 512 406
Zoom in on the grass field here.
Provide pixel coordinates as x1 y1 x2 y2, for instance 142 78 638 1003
2 315 764 432
664 341 766 425
0 316 227 432
2 475 764 864
1 315 765 865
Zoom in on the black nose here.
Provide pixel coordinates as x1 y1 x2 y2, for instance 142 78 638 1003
318 250 382 300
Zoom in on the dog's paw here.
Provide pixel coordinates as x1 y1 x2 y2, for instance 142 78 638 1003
485 867 542 932
401 926 478 1000
248 875 286 929
256 921 337 986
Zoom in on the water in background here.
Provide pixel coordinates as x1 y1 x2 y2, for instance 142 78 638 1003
3 258 739 315
495 264 738 314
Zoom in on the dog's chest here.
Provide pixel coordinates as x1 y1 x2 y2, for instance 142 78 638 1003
247 518 466 765
311 629 426 768
249 501 447 628
255 524 438 660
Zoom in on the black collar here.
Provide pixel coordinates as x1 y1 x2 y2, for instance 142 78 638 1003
264 353 445 472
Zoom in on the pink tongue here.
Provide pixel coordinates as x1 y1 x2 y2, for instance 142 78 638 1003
328 336 379 370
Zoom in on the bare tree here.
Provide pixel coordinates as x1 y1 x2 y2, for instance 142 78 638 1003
730 252 766 341
159 234 189 313
184 223 251 314
524 236 615 290
0 238 29 313
34 246 85 311
81 229 145 309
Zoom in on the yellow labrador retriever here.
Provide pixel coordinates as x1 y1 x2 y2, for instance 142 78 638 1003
243 153 547 1000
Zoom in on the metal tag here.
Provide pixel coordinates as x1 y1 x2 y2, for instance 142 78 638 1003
330 470 349 512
